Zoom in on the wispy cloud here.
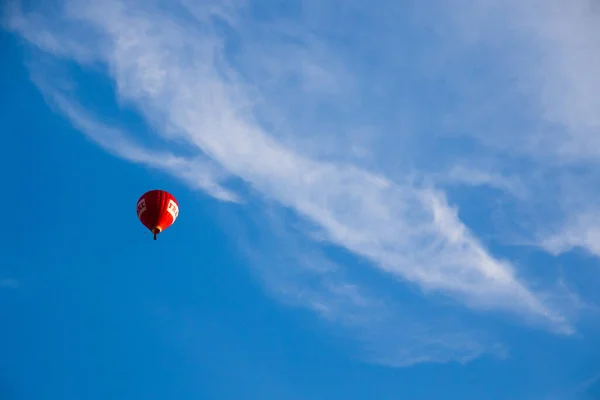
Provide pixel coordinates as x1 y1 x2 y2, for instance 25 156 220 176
32 79 241 203
225 203 507 366
5 0 598 365
437 165 528 199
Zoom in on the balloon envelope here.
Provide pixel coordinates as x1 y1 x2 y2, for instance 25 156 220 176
136 189 179 239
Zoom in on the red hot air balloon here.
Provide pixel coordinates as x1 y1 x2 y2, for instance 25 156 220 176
136 190 179 240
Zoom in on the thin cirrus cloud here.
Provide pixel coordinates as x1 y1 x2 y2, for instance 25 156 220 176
5 0 597 365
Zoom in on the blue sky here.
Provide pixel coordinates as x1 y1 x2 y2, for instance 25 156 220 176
2 0 600 399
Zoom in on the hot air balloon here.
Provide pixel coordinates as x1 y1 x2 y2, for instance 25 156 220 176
136 189 179 240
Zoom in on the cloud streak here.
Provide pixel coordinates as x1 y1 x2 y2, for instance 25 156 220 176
6 0 598 365
225 203 507 367
35 81 241 203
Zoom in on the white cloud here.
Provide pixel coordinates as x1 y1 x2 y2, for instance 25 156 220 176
6 0 599 365
58 95 241 203
438 165 528 198
226 204 506 366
